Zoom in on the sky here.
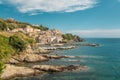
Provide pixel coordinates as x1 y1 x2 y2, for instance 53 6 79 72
0 0 120 38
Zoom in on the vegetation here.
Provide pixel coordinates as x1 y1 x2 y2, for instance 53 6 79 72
0 35 15 74
0 20 7 31
0 18 30 31
0 35 15 60
0 18 49 31
62 33 84 42
0 17 83 76
0 31 34 74
0 62 6 74
9 35 26 52
33 25 49 31
0 18 48 75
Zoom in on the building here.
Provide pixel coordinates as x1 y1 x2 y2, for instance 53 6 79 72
37 30 63 44
24 25 34 33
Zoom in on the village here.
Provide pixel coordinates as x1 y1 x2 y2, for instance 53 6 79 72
10 25 63 44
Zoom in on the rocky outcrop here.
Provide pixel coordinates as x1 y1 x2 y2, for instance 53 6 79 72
43 55 69 59
7 58 20 64
7 54 70 64
0 64 44 80
25 45 50 54
32 65 88 72
23 54 49 63
8 53 49 63
32 65 64 72
33 47 51 54
0 64 88 80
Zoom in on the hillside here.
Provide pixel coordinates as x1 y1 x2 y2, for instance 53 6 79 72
0 18 84 75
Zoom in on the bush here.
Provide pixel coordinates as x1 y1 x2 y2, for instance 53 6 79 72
62 33 74 40
0 35 15 60
34 25 49 31
0 21 7 31
62 33 84 42
9 35 26 51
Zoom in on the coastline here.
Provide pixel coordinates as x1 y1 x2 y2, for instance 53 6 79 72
0 44 89 80
0 42 100 80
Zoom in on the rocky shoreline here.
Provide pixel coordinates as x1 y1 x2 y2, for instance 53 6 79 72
0 44 92 80
1 64 88 80
1 52 88 80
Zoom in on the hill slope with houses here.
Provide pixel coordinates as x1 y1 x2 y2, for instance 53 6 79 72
0 18 84 44
0 18 84 75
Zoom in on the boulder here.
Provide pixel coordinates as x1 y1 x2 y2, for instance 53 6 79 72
24 54 49 63
6 58 20 64
11 53 49 63
0 64 44 80
32 65 64 72
43 55 69 59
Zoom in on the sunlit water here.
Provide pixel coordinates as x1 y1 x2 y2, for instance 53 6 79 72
15 38 120 80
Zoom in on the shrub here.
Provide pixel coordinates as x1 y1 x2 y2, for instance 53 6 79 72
34 25 49 31
9 35 26 51
0 35 15 60
62 33 84 42
62 33 74 40
0 22 7 31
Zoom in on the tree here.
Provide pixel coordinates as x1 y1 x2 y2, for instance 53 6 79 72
62 33 74 40
62 33 84 42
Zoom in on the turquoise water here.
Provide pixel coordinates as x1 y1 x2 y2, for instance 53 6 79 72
15 38 120 80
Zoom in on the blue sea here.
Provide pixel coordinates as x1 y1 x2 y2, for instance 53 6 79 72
15 38 120 80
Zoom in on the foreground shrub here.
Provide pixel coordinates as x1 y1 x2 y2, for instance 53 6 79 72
9 35 26 52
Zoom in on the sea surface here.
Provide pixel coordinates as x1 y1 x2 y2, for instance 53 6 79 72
15 38 120 80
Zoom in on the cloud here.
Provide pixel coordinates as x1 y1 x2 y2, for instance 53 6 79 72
3 0 98 14
28 12 43 16
0 1 2 4
66 29 120 38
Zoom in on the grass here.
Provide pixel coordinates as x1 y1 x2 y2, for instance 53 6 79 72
0 34 15 59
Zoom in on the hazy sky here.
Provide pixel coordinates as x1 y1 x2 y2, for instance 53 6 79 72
0 0 120 38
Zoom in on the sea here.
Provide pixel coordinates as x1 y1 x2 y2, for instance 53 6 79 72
15 38 120 80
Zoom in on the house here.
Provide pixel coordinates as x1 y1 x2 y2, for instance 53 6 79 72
37 30 63 44
24 25 34 33
11 28 24 32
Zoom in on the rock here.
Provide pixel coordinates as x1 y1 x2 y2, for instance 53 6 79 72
24 54 49 63
42 55 69 59
33 47 51 54
25 44 50 54
32 65 88 72
32 65 64 72
0 64 44 80
12 53 49 63
6 58 20 64
62 65 88 71
0 64 88 80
